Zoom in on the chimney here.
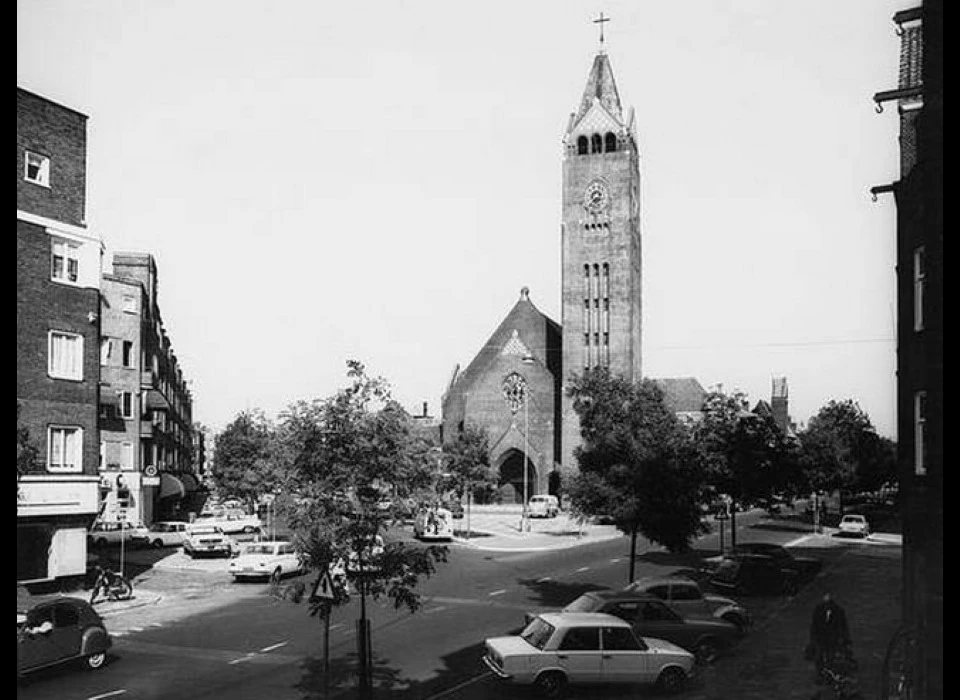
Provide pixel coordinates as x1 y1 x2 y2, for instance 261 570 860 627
422 401 429 418
771 377 789 433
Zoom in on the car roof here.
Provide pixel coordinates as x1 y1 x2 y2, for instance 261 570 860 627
538 611 631 627
630 575 696 587
842 514 866 519
577 590 661 603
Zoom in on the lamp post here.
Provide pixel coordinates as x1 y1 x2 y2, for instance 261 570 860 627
520 354 535 533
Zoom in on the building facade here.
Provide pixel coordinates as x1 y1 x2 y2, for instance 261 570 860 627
17 87 102 584
873 4 942 698
100 252 201 524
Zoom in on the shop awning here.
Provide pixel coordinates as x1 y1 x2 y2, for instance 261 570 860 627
159 473 186 499
180 474 199 492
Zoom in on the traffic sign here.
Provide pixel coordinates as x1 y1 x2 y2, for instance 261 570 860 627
311 570 336 601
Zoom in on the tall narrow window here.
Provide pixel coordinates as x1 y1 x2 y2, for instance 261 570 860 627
577 136 589 155
122 442 134 470
122 340 134 368
48 426 82 472
914 391 927 475
51 238 80 283
100 338 113 366
49 331 83 380
913 247 925 331
120 391 134 419
591 133 603 153
604 132 617 152
24 151 50 187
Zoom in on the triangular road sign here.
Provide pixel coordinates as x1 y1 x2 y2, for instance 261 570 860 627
311 570 335 600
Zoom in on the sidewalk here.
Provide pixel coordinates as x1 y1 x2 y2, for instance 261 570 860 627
450 505 623 552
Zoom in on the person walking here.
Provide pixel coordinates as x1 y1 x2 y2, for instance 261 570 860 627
808 592 852 681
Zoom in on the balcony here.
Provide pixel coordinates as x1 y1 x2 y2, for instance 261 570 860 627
141 370 171 411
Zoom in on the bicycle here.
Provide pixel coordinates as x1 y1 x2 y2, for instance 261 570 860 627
89 565 133 604
812 646 863 700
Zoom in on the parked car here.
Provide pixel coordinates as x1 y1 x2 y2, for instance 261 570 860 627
484 611 694 697
183 524 236 558
193 510 262 535
551 591 741 664
838 514 870 537
441 500 464 519
143 521 189 548
228 541 306 581
528 494 560 518
18 596 112 677
88 521 150 548
623 575 752 634
706 554 800 596
414 506 454 541
710 542 823 583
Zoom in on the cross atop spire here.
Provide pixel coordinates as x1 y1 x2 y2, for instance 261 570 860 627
593 12 610 52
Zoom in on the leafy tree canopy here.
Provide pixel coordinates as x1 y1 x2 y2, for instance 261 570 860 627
210 408 278 510
440 422 496 499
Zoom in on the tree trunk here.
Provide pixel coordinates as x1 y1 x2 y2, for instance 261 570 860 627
730 505 737 549
628 526 638 584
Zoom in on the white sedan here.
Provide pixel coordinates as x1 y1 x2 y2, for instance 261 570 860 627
483 612 694 697
88 522 150 548
229 541 306 581
142 521 189 548
838 514 870 537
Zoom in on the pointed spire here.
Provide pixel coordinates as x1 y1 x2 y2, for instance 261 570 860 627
575 52 623 123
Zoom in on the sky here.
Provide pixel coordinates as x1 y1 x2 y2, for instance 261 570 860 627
18 0 909 438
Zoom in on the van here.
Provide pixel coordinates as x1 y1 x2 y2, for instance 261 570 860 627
414 506 454 541
527 494 560 519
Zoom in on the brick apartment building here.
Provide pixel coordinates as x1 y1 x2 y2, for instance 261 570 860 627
17 88 102 584
873 3 942 698
100 252 201 524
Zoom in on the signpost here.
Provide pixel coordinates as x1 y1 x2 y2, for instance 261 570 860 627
310 569 338 699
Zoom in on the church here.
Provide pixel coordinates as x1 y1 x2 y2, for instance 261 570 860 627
440 41 706 503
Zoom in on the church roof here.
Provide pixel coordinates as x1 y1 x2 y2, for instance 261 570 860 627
575 53 624 124
653 377 708 414
445 287 559 399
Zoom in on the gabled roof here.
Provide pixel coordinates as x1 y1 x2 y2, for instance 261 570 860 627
653 377 708 414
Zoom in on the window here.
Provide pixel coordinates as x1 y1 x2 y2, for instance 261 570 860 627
51 238 80 283
603 626 643 651
604 132 617 153
122 442 134 469
641 602 678 622
914 390 927 475
48 426 82 472
591 133 603 154
609 602 641 623
120 391 134 419
24 151 50 186
671 583 703 601
913 247 925 331
100 338 113 366
48 331 83 380
577 135 589 155
647 585 670 600
558 626 600 651
122 340 134 368
122 295 139 314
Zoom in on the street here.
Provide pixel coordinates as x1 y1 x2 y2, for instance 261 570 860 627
17 510 899 700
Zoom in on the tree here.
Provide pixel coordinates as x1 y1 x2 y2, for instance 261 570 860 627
798 399 890 508
441 422 496 538
210 409 278 511
692 390 792 547
565 369 707 583
17 402 38 479
281 361 447 698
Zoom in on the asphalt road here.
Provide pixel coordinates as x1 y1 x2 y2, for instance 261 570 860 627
17 510 838 700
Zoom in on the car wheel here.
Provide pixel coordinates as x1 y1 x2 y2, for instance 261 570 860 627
534 670 567 699
271 567 283 584
243 526 258 534
84 652 106 670
152 539 164 549
656 667 687 694
695 638 720 665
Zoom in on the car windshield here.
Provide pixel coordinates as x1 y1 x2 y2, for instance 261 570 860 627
243 544 278 555
190 527 220 535
564 594 602 613
520 617 555 650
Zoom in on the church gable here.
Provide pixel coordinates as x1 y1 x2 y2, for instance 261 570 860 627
567 99 624 142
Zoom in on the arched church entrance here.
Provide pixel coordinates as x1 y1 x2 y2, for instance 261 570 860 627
498 449 536 505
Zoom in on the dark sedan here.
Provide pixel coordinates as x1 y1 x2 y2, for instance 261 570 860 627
18 596 112 678
527 591 741 664
706 553 801 596
724 542 822 582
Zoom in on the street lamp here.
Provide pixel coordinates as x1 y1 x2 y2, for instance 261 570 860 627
520 354 536 533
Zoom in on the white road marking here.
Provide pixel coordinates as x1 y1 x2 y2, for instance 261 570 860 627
488 589 507 596
88 691 128 700
609 558 621 563
426 605 449 614
329 623 344 631
536 576 552 583
576 566 590 573
260 641 288 653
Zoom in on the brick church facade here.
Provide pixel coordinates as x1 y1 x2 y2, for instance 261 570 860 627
441 48 699 503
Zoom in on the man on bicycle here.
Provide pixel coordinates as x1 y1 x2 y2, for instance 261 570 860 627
809 592 852 681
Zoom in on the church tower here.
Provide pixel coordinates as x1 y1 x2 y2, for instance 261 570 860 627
560 45 643 471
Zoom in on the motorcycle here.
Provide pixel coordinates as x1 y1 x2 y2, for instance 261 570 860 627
89 565 133 604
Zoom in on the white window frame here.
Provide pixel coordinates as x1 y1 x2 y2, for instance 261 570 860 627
51 237 81 284
122 295 139 314
913 247 925 332
120 391 134 419
914 390 927 475
48 330 84 381
100 338 113 366
24 151 50 187
121 442 135 470
48 425 83 472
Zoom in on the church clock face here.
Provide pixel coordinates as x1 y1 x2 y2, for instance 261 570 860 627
583 180 610 214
